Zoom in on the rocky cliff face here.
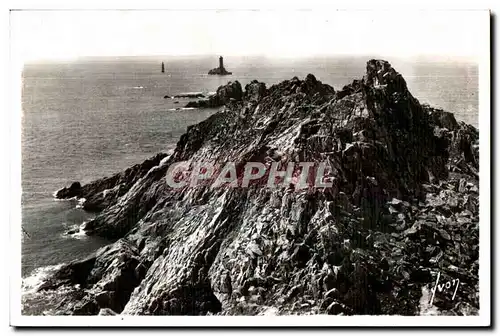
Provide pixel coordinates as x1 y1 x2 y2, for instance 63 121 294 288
40 60 479 316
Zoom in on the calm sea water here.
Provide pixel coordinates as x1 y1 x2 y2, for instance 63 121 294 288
21 56 478 279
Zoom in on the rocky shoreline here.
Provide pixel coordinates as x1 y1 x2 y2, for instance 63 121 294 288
36 59 479 316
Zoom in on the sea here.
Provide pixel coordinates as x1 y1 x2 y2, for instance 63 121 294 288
20 55 479 312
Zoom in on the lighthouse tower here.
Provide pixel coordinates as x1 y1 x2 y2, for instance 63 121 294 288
208 56 232 75
219 56 224 70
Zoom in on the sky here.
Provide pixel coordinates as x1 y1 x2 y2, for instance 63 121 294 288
10 10 488 62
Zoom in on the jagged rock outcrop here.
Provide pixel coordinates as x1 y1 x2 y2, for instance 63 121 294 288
33 60 479 317
185 81 243 109
244 80 267 102
55 153 169 212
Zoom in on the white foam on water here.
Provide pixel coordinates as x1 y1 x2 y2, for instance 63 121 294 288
75 197 86 208
22 265 64 294
62 221 89 240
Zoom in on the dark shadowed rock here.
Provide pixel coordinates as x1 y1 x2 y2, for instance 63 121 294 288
428 108 459 130
244 80 267 102
185 100 209 108
55 182 82 198
98 308 118 315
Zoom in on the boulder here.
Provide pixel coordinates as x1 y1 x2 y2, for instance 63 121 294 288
55 181 82 198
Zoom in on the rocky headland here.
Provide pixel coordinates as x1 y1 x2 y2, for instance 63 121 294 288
37 60 479 316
